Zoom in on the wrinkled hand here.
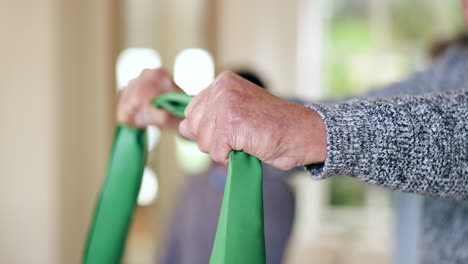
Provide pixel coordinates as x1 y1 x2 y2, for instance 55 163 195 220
179 71 327 170
117 68 184 129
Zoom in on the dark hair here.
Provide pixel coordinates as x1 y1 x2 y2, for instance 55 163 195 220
234 70 267 89
454 33 468 48
430 32 468 60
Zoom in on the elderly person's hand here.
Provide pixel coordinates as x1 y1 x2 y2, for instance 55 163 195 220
179 71 327 170
117 68 184 129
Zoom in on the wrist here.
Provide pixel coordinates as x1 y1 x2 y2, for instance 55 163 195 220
297 106 327 165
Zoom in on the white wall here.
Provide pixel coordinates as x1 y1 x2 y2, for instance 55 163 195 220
0 1 118 263
0 1 57 263
216 0 298 97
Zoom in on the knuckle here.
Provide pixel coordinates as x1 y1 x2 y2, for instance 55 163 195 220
211 153 223 163
126 103 140 118
117 112 126 124
140 69 152 77
215 87 241 108
217 71 236 81
224 89 240 101
210 147 227 164
196 131 212 153
118 87 130 102
220 98 243 123
124 79 140 96
157 111 169 125
117 109 132 125
116 91 125 105
128 78 138 87
197 141 209 153
140 68 165 82
214 71 238 88
139 69 170 94
149 68 167 80
153 68 167 76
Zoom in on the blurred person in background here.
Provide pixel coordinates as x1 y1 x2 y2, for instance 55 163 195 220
429 33 468 61
118 1 468 263
158 70 295 264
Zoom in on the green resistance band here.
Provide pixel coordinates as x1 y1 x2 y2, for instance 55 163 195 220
83 92 266 264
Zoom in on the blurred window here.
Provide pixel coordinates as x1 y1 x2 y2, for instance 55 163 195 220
138 168 159 206
116 48 162 90
323 0 463 206
174 48 215 95
173 48 215 173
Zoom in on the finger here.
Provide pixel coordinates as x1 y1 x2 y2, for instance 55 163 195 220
123 83 143 113
182 103 204 141
210 139 230 166
117 100 128 124
184 93 198 118
196 119 215 154
179 119 196 141
184 83 210 117
116 86 132 122
135 105 169 127
117 98 140 126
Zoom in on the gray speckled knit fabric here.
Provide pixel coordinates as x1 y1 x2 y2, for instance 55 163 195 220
306 47 468 263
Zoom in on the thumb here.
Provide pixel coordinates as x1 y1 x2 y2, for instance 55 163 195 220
135 105 169 127
178 119 196 141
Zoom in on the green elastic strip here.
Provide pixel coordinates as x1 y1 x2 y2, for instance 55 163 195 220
209 151 265 264
83 92 265 264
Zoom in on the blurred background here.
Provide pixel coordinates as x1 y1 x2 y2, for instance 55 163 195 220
0 0 464 263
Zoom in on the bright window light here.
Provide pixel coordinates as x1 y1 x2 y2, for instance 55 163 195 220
116 48 162 90
174 48 215 95
175 137 212 175
147 125 160 152
137 167 159 206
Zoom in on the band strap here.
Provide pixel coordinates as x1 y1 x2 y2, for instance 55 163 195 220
83 92 265 264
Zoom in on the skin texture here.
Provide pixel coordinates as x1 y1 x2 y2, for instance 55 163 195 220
118 1 468 170
118 69 326 170
179 71 326 169
117 68 184 130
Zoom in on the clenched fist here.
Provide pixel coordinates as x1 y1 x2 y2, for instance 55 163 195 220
179 71 327 170
117 68 184 130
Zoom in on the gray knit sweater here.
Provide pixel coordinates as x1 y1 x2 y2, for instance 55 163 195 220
306 47 468 263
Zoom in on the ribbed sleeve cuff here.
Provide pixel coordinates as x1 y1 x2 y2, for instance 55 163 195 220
304 102 370 179
304 99 414 183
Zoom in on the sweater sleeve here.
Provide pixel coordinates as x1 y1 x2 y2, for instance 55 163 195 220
306 89 468 199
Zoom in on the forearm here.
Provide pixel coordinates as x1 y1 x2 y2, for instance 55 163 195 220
307 89 468 199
